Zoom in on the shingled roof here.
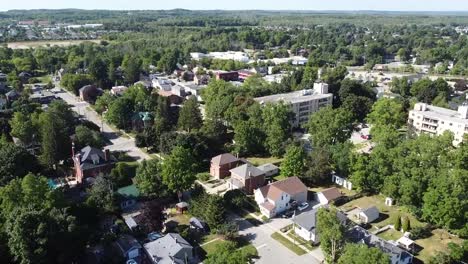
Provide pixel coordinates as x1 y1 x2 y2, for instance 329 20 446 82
320 187 342 201
211 153 239 166
230 164 264 179
258 176 307 201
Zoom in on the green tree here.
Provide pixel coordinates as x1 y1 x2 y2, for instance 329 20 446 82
204 241 254 264
74 125 105 150
39 110 72 168
88 57 108 87
161 146 196 194
178 96 202 132
307 107 354 148
135 159 166 198
105 97 134 129
121 55 142 84
366 98 406 145
317 208 345 263
9 112 36 145
0 143 39 186
86 175 117 213
60 73 93 95
338 244 390 264
280 145 305 177
302 148 332 185
262 102 292 157
233 119 264 156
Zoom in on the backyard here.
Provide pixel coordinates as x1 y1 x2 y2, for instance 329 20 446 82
246 156 283 166
339 194 465 263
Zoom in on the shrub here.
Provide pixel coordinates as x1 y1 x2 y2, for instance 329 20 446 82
410 225 432 240
196 172 211 182
394 214 402 231
402 216 411 232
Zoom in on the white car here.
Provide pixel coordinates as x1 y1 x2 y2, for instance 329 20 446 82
298 202 309 211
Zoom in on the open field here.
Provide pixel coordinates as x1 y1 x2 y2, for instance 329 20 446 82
246 156 283 166
7 39 101 49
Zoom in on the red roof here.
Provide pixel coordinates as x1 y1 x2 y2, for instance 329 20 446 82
258 176 307 201
320 187 342 201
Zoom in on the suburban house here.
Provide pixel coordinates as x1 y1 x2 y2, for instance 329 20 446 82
331 173 353 190
316 187 343 205
257 163 279 178
153 79 173 91
347 226 413 264
113 234 142 263
117 184 140 210
110 85 128 96
79 85 102 103
254 176 308 218
73 146 117 184
358 206 380 224
228 163 266 194
293 208 319 243
29 90 56 104
210 153 242 179
194 74 210 85
143 233 194 264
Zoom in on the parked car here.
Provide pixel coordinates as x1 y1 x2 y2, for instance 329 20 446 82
298 202 309 211
281 210 295 218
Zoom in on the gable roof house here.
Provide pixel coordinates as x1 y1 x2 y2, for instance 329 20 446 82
113 234 142 263
143 233 195 264
254 176 308 218
358 206 380 224
316 187 343 205
210 153 242 179
347 226 413 264
293 208 319 243
73 146 117 184
228 164 266 194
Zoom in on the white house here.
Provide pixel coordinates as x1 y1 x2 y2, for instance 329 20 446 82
316 187 343 205
254 176 308 218
293 209 319 243
110 85 128 96
358 206 380 223
331 173 353 190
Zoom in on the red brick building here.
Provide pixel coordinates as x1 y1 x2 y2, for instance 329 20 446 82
228 164 266 194
215 71 239 82
210 153 242 179
73 146 116 184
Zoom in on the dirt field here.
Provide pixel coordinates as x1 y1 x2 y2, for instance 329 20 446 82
7 39 101 49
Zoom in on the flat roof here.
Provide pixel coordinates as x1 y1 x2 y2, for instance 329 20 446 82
411 104 468 125
255 90 332 105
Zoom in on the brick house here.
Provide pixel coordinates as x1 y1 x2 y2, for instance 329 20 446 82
228 164 266 194
73 146 116 184
215 71 239 82
79 85 102 103
209 153 242 179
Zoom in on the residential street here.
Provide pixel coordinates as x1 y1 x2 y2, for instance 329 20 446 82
232 214 323 264
54 88 151 161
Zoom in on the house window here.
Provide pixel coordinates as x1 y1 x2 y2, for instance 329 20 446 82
450 123 453 126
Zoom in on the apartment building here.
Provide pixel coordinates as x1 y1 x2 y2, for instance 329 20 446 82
408 102 468 145
254 82 333 127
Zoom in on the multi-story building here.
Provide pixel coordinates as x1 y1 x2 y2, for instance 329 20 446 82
408 102 468 146
254 82 333 127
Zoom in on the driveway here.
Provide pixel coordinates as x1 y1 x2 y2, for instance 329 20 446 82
54 88 150 161
231 214 323 264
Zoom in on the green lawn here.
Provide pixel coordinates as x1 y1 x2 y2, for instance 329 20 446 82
376 229 402 241
274 174 287 181
415 229 465 263
271 232 307 255
201 238 258 259
287 231 317 251
246 156 283 166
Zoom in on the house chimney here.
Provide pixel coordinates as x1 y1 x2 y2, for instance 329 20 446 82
104 149 110 162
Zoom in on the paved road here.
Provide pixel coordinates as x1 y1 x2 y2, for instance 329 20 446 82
55 88 150 161
232 214 323 264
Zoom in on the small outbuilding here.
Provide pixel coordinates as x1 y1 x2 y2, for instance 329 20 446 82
397 236 415 251
316 187 343 205
358 206 380 223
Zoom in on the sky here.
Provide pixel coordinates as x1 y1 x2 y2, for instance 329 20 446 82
1 0 468 12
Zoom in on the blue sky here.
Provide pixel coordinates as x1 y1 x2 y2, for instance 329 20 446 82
1 0 468 11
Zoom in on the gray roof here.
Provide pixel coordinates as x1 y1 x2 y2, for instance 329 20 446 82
255 90 332 105
143 233 193 264
115 234 141 255
293 209 317 233
361 206 379 219
257 163 279 173
76 146 116 170
229 164 264 179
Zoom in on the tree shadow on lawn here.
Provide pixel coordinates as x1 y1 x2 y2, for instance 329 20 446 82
373 212 390 224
